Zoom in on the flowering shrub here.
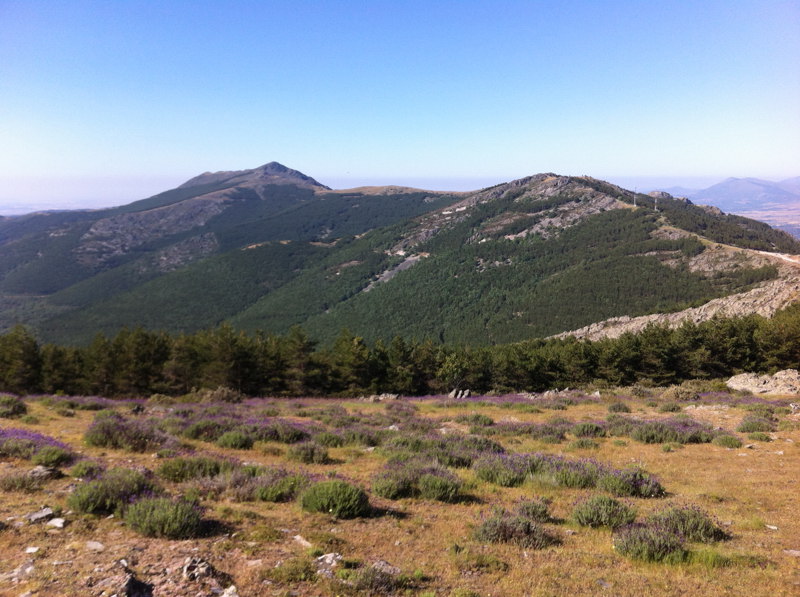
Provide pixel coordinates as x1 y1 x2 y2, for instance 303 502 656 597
156 456 236 482
84 411 172 452
300 480 370 518
287 441 329 464
613 523 687 563
514 498 552 522
68 468 157 515
573 495 636 529
647 505 729 543
124 497 203 539
0 427 73 460
373 461 463 502
474 510 560 549
0 395 27 418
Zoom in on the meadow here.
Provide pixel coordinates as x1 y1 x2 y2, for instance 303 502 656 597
0 386 798 596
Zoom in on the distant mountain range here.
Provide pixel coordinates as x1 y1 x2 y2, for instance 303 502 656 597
658 177 800 238
1 163 799 346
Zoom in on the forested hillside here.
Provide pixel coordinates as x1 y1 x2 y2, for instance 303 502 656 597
1 165 798 346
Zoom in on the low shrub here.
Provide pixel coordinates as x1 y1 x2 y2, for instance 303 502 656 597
216 430 254 450
660 386 699 402
448 544 508 573
261 556 317 583
747 432 772 442
712 435 742 448
124 497 203 539
514 498 552 523
68 468 156 515
736 415 776 433
251 473 308 502
300 480 370 518
551 459 601 489
0 428 72 460
608 402 631 413
287 441 329 464
648 506 729 543
157 456 235 483
472 453 530 487
474 511 560 549
84 411 170 452
568 438 600 450
454 413 494 427
0 473 41 492
613 523 687 563
70 460 105 479
573 495 636 529
31 445 74 467
314 431 344 447
597 468 665 498
630 422 680 444
0 395 27 418
373 461 462 502
658 402 682 413
571 422 605 437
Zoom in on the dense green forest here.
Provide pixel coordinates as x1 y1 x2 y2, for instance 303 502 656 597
2 303 798 398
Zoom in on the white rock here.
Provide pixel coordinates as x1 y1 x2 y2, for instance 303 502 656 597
46 518 66 528
85 541 105 551
25 547 39 554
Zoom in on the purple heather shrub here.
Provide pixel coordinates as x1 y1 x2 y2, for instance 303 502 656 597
549 458 604 489
373 459 463 502
67 467 158 515
474 510 560 549
573 495 636 529
472 453 532 487
84 411 175 452
647 505 729 543
0 427 74 460
597 467 665 498
613 523 687 563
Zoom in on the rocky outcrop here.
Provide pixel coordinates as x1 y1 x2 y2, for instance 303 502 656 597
76 198 228 266
179 161 329 191
726 369 800 395
556 274 800 341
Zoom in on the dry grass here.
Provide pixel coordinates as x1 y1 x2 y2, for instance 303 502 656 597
0 393 798 596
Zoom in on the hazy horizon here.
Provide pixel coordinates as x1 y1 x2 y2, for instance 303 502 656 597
1 1 798 215
0 170 778 217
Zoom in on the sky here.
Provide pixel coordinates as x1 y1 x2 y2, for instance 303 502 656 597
1 0 799 214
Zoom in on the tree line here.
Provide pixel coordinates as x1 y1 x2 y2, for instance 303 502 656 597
1 303 798 398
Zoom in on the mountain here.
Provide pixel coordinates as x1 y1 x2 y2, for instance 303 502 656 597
654 176 800 240
2 164 799 346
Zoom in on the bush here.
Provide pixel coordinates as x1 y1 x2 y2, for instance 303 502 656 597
736 415 776 433
300 480 370 518
0 473 41 492
314 431 344 447
192 386 245 403
84 411 170 452
660 386 699 402
455 413 494 427
608 402 631 413
287 441 329 464
157 456 235 482
262 556 317 583
216 430 254 450
251 473 308 502
31 445 74 467
573 495 636 529
124 497 203 539
613 523 687 563
571 422 605 437
417 472 462 502
515 498 552 522
647 506 729 543
472 453 529 487
551 460 601 489
0 395 27 418
373 462 462 502
68 468 156 515
631 422 680 444
712 435 742 448
748 432 772 442
474 511 560 549
597 468 665 498
658 402 682 413
568 438 600 450
70 460 105 479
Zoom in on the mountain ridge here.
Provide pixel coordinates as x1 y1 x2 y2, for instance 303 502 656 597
2 163 799 346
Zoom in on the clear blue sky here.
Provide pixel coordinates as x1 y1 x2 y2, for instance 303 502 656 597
1 0 798 213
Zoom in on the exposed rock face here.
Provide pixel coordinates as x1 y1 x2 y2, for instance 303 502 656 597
726 370 800 395
556 274 800 341
148 233 218 272
649 191 673 200
76 198 228 266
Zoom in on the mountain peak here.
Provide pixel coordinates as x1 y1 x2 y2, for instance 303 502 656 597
179 161 330 191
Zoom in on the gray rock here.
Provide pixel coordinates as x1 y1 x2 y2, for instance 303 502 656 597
316 552 343 578
85 540 105 552
182 556 215 581
371 560 400 576
46 517 66 529
27 465 62 481
220 586 239 597
24 507 54 524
